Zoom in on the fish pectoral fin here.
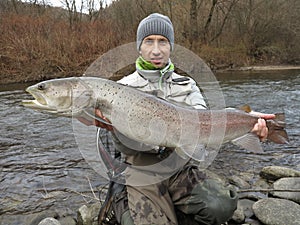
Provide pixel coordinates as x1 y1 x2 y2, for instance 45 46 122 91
232 133 263 152
175 144 207 161
81 109 113 126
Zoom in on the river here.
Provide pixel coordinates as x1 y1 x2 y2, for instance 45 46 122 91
0 70 299 224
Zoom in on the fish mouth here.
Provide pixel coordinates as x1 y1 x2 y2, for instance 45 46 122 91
22 88 55 112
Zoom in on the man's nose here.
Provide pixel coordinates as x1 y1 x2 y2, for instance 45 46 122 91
152 41 161 55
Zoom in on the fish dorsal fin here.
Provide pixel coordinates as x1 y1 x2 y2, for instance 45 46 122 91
232 133 263 153
239 104 252 113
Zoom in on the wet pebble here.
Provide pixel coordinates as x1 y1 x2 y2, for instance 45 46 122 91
272 177 300 203
260 166 300 181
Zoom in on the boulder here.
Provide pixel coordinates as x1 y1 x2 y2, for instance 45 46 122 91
38 217 61 225
253 198 300 225
272 177 300 203
260 166 300 181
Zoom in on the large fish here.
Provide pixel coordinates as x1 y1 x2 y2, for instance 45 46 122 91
22 77 288 160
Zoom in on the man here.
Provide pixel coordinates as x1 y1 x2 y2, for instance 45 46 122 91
82 13 273 225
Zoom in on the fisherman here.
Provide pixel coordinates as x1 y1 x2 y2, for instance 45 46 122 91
80 13 273 225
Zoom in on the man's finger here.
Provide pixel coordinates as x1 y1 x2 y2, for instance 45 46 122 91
250 111 275 119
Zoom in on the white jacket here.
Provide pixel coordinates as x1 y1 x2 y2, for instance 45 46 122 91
117 70 207 110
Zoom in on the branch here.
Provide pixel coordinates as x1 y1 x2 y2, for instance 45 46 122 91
238 189 300 193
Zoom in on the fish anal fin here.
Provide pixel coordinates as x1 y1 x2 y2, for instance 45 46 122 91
232 133 263 153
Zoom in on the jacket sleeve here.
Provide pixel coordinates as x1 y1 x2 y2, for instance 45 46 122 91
186 80 207 110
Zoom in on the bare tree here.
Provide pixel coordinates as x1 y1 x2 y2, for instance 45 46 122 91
86 0 105 22
63 0 80 28
189 0 199 48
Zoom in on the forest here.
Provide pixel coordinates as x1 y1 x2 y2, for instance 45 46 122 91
0 0 299 84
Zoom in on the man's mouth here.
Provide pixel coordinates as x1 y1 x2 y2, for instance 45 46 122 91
151 58 163 65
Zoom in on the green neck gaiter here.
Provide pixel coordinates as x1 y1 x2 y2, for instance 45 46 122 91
136 56 175 89
136 56 157 70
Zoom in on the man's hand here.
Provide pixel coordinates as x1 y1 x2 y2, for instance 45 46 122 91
250 112 275 142
77 109 113 131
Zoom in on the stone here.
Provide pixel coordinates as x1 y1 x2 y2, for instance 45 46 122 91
232 201 245 223
244 218 263 225
228 175 251 189
58 216 77 225
253 198 300 225
253 177 271 189
238 191 268 201
77 205 92 225
88 203 101 224
272 177 300 203
77 204 100 225
238 199 255 218
25 211 59 225
260 166 300 181
38 217 61 225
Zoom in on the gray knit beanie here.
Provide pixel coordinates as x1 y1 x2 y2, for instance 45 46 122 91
136 13 174 50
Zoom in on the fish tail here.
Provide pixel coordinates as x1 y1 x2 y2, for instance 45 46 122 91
266 113 289 144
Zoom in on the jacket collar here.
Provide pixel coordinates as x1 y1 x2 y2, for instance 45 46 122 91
136 59 174 82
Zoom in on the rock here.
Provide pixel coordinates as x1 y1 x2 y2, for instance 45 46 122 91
253 198 300 225
38 217 61 225
231 201 245 223
58 216 77 225
260 166 300 181
25 211 59 225
244 218 263 225
272 177 300 203
238 191 268 201
88 203 101 224
239 199 255 218
253 177 271 189
77 205 91 225
228 175 251 189
77 203 101 225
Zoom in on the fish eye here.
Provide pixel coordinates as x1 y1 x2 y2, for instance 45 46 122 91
37 83 45 90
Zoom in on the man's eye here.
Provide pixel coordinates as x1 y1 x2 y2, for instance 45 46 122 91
159 40 168 46
144 40 154 45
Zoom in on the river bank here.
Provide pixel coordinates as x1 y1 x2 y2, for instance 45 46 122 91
1 65 300 85
7 165 300 225
236 65 300 71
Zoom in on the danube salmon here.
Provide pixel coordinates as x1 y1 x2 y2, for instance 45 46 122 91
22 77 289 160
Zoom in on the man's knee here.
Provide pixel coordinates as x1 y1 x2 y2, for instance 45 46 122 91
195 190 237 224
190 179 238 224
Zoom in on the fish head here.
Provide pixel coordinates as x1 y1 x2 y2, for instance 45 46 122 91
22 77 93 116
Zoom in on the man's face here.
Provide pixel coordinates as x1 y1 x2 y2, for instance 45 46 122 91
139 35 171 69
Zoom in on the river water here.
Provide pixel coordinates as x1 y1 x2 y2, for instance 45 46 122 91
0 70 299 224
